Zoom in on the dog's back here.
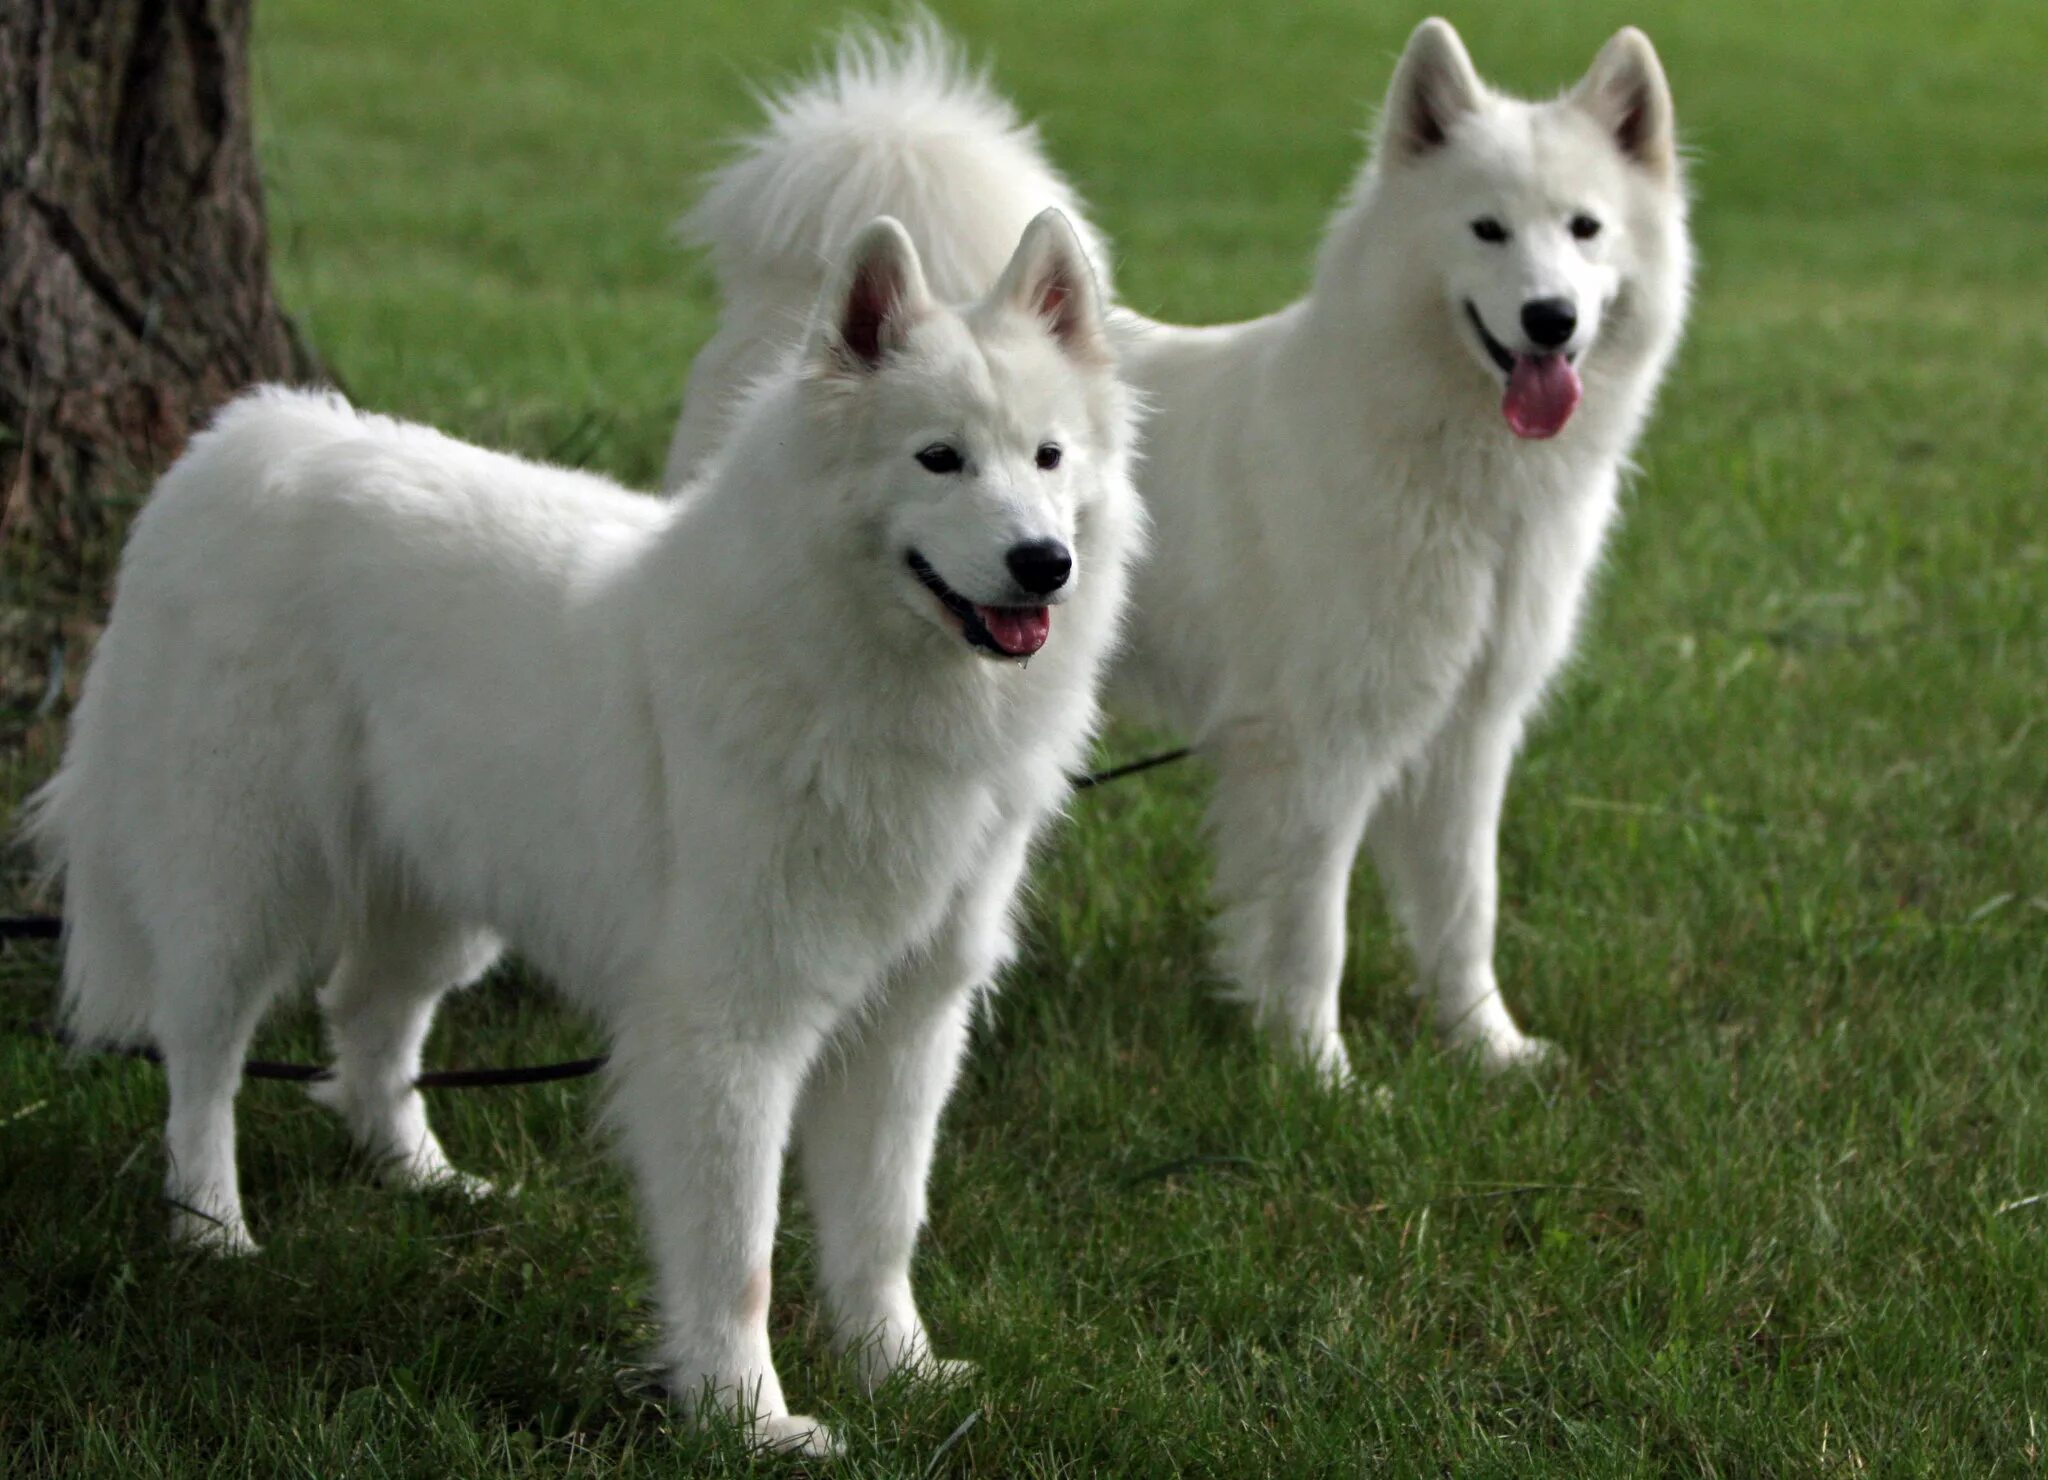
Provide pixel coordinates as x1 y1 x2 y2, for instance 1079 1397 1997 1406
27 389 670 1045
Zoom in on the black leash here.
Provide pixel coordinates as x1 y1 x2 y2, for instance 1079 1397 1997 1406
8 1021 611 1088
0 747 1193 1089
1066 746 1192 791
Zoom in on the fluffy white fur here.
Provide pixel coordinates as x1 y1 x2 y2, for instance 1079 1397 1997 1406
28 211 1140 1455
667 19 1110 488
668 17 1692 1081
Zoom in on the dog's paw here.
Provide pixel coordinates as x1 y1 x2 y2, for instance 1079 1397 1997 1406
1307 1035 1355 1088
919 1356 979 1389
749 1411 841 1458
372 1144 498 1200
170 1209 261 1258
1259 1021 1354 1087
1435 999 1565 1075
882 1354 978 1393
1470 1031 1565 1076
390 1160 498 1201
841 1325 978 1396
422 1169 499 1202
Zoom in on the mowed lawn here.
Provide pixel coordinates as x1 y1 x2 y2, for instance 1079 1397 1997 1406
5 0 2047 1474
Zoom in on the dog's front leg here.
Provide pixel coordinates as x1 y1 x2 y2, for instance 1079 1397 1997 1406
1366 708 1559 1071
1205 733 1380 1083
608 1008 837 1456
796 831 1029 1392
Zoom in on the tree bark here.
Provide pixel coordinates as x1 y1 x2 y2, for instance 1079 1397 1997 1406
0 0 319 590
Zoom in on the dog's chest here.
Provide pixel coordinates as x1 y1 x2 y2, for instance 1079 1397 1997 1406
780 750 1034 990
1272 462 1525 745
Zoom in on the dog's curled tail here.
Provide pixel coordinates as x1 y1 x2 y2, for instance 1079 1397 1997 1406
683 13 1108 306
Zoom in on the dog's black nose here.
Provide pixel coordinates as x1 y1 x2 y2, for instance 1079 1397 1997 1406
1005 539 1072 596
1521 298 1578 349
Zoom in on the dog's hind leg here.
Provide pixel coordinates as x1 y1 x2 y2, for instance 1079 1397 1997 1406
152 942 296 1257
795 831 1029 1393
310 907 500 1196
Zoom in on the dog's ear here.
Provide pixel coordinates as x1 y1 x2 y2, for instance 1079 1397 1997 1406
1383 18 1483 159
1572 28 1676 177
810 216 934 374
991 208 1110 366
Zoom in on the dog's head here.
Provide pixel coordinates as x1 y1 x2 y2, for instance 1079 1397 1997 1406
798 210 1133 662
1358 19 1689 440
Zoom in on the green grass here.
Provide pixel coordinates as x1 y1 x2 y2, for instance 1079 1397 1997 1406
6 0 2048 1473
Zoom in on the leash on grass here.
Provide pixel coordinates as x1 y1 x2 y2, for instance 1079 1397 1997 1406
5 1019 612 1088
0 746 1194 1090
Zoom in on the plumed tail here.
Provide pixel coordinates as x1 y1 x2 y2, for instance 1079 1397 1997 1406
17 747 156 1049
665 14 1111 488
681 12 1109 307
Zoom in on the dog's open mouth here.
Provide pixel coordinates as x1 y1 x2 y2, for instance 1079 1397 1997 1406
906 551 1051 659
1464 301 1582 441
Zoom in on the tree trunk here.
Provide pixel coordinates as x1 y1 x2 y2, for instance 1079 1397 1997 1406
0 0 319 591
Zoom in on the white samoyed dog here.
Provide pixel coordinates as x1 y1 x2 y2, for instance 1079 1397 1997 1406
668 18 1692 1082
27 210 1141 1454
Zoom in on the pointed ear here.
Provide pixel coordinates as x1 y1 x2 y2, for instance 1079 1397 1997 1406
1382 18 1483 159
1572 27 1676 176
810 216 934 374
990 208 1110 366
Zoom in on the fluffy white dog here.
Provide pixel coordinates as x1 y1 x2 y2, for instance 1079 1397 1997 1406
669 18 1692 1081
29 210 1141 1454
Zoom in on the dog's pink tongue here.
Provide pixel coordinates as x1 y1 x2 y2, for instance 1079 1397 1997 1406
976 605 1051 658
1503 354 1582 439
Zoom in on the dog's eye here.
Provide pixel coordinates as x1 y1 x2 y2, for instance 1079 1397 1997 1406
1470 217 1509 245
1035 443 1062 471
1570 214 1602 241
915 444 964 474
